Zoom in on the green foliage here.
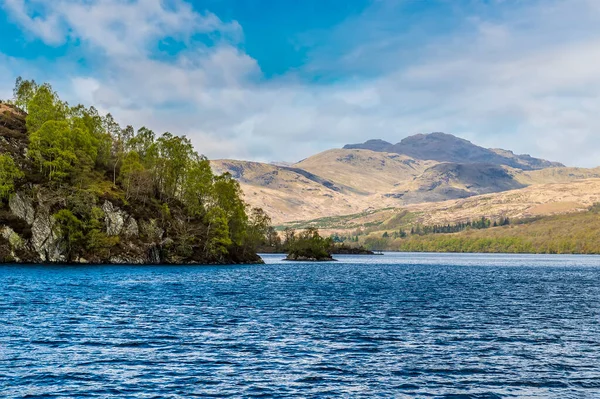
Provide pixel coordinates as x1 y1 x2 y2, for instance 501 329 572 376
246 207 272 250
182 156 213 217
0 154 24 200
120 151 152 200
26 83 67 132
12 77 38 112
213 173 248 246
286 227 333 260
155 132 195 198
4 77 271 263
29 120 92 181
204 206 233 260
368 207 600 254
53 209 85 262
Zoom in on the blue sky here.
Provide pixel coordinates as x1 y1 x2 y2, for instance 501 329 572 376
2 0 600 166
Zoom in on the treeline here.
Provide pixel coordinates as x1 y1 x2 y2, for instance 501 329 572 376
367 205 600 254
259 227 332 254
1 77 272 263
284 227 333 260
386 216 510 238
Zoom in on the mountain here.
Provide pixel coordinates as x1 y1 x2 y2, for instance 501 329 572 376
212 133 598 226
343 139 393 152
344 132 564 170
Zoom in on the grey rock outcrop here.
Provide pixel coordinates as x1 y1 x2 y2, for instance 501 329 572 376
31 207 63 262
123 217 139 237
9 192 35 225
102 201 139 238
102 201 126 236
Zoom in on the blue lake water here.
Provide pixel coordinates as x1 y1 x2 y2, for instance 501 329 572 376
2 253 600 398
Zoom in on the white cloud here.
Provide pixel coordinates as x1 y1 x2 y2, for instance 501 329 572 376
2 0 600 166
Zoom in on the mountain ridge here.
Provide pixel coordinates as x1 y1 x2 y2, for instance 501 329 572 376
344 132 564 170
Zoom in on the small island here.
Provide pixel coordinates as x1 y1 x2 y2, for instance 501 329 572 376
332 244 376 255
284 227 336 262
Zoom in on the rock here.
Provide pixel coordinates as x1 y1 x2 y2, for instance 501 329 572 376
123 217 139 237
109 255 143 264
284 254 336 262
31 208 63 262
102 201 126 236
148 246 161 264
1 226 25 261
9 191 35 225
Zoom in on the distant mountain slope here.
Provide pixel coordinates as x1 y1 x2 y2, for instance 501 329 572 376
344 132 564 170
212 149 561 224
281 179 600 235
210 159 378 223
392 163 526 204
293 149 436 193
212 133 591 226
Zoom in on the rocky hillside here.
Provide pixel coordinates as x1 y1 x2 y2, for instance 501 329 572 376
1 81 267 264
345 132 564 170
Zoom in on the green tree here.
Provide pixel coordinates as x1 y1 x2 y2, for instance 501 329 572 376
213 173 248 246
26 83 66 133
119 151 146 199
53 209 85 262
204 206 232 260
29 120 98 182
245 207 272 251
12 76 38 112
156 132 194 198
0 154 24 200
128 127 157 168
29 120 77 181
287 227 333 260
182 156 214 218
103 113 123 184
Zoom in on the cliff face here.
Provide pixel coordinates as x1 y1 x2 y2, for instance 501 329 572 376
0 103 262 265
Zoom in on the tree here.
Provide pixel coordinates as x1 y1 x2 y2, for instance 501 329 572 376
287 227 333 260
245 207 272 251
156 132 194 199
204 206 232 261
29 120 98 182
0 154 24 200
103 113 122 184
53 209 85 262
12 77 38 112
129 127 157 168
119 151 147 200
29 120 77 181
212 173 248 246
182 156 214 218
26 83 66 133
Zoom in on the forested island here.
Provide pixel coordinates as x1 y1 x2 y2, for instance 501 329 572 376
0 78 272 264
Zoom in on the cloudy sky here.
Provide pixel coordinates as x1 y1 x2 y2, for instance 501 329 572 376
1 0 600 166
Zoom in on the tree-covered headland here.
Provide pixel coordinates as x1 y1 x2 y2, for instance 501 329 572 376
0 78 271 264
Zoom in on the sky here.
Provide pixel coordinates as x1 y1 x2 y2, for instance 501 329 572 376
1 0 600 167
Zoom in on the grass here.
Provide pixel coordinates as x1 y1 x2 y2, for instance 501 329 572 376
374 208 600 254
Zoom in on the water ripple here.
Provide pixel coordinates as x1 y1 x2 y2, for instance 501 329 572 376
1 253 600 398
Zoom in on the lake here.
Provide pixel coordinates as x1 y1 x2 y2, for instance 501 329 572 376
2 253 600 398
